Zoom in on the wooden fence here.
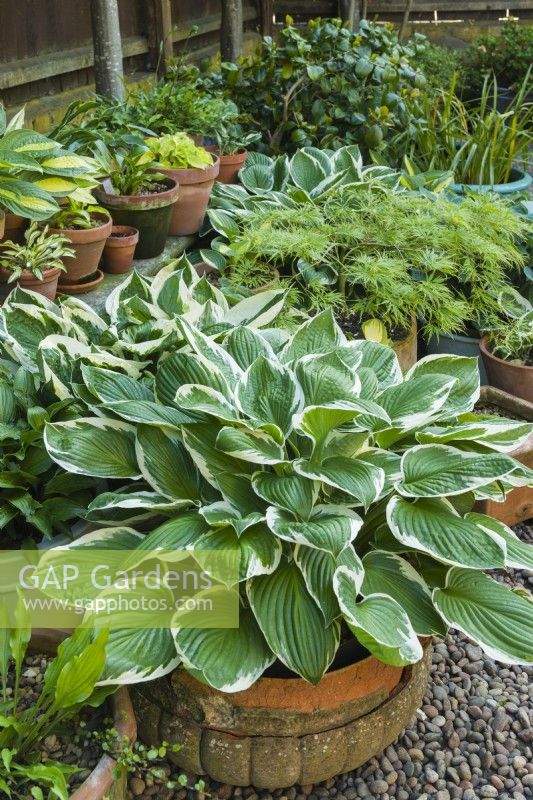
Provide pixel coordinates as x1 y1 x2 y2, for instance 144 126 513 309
273 0 533 22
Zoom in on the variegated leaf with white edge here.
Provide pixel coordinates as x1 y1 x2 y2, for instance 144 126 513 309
406 354 480 418
45 418 141 479
294 350 361 406
465 512 533 570
416 418 533 453
135 424 199 502
252 471 316 520
280 310 346 364
266 505 362 557
294 399 390 448
179 318 242 388
155 351 230 406
347 340 402 390
216 426 286 465
236 355 303 437
224 325 277 370
175 384 240 422
295 456 385 510
295 544 363 626
222 288 285 330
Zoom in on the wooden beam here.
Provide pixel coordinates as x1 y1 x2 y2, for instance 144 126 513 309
275 0 533 12
171 8 257 42
154 0 174 74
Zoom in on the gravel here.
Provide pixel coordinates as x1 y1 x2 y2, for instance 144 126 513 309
128 519 533 800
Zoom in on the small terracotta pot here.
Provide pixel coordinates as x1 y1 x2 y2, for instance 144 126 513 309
393 315 417 372
480 335 533 404
159 157 220 236
1 212 28 244
217 150 248 184
0 266 62 301
47 213 112 285
102 225 139 274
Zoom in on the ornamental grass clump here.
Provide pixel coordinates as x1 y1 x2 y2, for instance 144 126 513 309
25 309 533 689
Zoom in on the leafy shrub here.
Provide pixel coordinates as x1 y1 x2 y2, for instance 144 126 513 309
462 22 533 96
410 40 463 91
145 133 213 170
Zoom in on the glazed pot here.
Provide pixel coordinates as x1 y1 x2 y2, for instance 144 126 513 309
102 225 139 274
159 157 220 236
1 212 28 244
480 335 532 404
94 176 179 259
426 331 487 384
216 150 248 184
474 385 533 525
393 316 417 372
452 168 532 197
0 266 62 301
47 213 112 285
132 640 431 789
30 629 137 800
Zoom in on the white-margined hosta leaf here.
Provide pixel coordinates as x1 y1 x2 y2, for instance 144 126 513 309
80 351 148 380
155 351 230 406
465 513 533 570
221 288 285 330
181 424 253 486
175 384 240 422
361 550 447 636
333 566 423 667
105 271 151 322
3 302 64 364
194 521 282 582
216 426 286 465
266 505 362 557
295 456 385 510
295 350 361 406
236 355 303 437
416 418 533 453
294 399 391 448
396 444 517 497
377 375 455 431
252 471 316 520
406 355 480 418
248 561 340 683
179 318 243 389
295 544 363 626
174 604 274 692
52 525 144 551
387 496 506 569
99 400 198 428
347 340 402 390
45 418 141 478
280 310 346 364
38 335 91 399
97 627 179 685
60 296 109 342
199 501 264 536
433 568 533 665
81 365 152 403
85 491 193 525
224 326 276 370
129 512 210 553
216 472 264 516
355 449 402 496
135 424 199 501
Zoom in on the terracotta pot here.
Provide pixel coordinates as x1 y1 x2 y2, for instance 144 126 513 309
132 640 431 789
1 212 28 244
0 266 62 301
0 209 4 239
29 629 136 800
102 225 139 274
47 213 112 285
94 176 179 259
480 335 532 404
217 150 248 184
474 386 533 526
393 315 417 372
159 157 220 236
58 268 104 296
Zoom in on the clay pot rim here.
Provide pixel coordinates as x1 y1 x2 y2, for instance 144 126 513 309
0 266 63 282
29 629 136 800
159 156 220 185
47 212 112 243
480 334 532 373
106 225 140 246
218 149 248 162
58 268 105 294
95 176 179 209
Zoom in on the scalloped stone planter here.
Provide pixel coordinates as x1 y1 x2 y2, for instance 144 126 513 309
30 630 137 800
132 640 431 789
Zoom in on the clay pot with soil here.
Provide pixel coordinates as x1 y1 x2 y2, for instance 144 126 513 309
0 265 62 300
94 177 179 259
160 157 220 236
132 640 431 789
206 145 248 184
1 212 28 243
48 212 112 289
480 335 533 404
474 385 533 526
102 225 139 274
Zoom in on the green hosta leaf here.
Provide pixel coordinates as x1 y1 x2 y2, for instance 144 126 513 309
333 567 423 667
224 326 276 370
86 491 190 524
396 444 516 497
266 505 362 557
81 365 153 403
361 551 447 636
175 384 239 422
248 562 340 683
406 355 480 418
174 605 274 692
222 289 285 330
45 418 140 478
239 164 274 194
132 512 209 553
179 318 242 388
289 150 327 192
3 303 63 365
105 271 151 322
135 425 199 501
195 522 282 582
294 399 390 447
156 351 229 406
199 502 263 536
348 340 402 390
416 419 533 452
100 400 197 428
252 471 316 520
216 426 285 465
356 449 402 495
295 456 384 510
295 351 360 406
236 356 302 436
378 375 455 430
38 335 91 400
295 544 363 627
181 424 252 487
387 496 506 569
54 629 108 709
280 310 345 364
433 568 533 665
97 627 179 684
466 513 533 570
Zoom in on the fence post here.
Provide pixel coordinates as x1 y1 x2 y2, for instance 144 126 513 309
259 0 274 36
221 0 243 62
89 0 124 99
338 0 360 30
399 0 415 41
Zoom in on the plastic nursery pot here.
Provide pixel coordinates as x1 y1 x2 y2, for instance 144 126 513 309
426 331 487 384
29 629 137 800
94 176 179 259
452 168 533 197
159 156 220 236
0 266 62 301
480 335 533 404
47 212 112 285
392 315 417 372
132 640 432 789
102 225 139 274
1 212 28 244
474 385 533 526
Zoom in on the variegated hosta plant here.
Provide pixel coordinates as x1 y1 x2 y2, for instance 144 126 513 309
42 311 533 689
